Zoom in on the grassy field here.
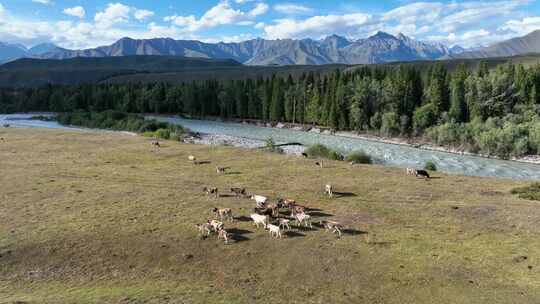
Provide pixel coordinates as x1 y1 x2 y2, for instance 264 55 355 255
1 128 540 304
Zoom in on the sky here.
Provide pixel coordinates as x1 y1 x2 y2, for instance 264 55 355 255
1 0 540 50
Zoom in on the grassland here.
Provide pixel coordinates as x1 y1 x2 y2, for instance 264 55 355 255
1 128 540 304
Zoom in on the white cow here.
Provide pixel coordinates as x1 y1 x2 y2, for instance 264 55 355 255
250 213 269 229
267 224 282 238
251 195 268 208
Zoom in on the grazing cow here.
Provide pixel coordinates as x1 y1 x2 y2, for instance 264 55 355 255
416 169 430 179
217 228 230 244
325 184 333 198
208 220 224 232
212 208 233 222
266 203 281 217
267 224 282 238
301 152 309 158
195 223 213 237
151 140 160 148
253 207 273 217
250 213 269 229
251 195 268 208
290 204 306 216
279 198 296 209
320 220 343 237
315 161 324 168
278 218 291 231
406 168 417 176
230 187 246 198
216 166 228 174
293 212 313 228
188 155 198 164
203 187 219 198
3 124 10 128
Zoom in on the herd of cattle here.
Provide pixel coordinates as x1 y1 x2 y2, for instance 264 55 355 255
184 150 432 245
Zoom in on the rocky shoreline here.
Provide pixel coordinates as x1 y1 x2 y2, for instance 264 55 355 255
185 116 540 165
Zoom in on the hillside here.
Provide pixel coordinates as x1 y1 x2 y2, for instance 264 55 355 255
1 128 539 303
458 30 540 59
0 55 244 87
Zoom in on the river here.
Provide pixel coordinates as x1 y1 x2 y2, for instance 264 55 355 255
2 113 539 181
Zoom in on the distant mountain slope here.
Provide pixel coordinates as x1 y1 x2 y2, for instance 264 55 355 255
0 42 28 63
38 32 461 65
0 55 243 87
458 30 540 59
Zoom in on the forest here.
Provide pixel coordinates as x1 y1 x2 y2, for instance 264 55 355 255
1 60 540 159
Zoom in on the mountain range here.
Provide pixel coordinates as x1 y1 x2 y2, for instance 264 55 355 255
3 30 540 66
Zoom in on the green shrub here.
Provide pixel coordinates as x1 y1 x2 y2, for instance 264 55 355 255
155 128 171 140
346 151 372 164
328 150 344 161
305 144 331 159
57 111 186 141
425 161 437 171
263 137 283 153
511 183 540 201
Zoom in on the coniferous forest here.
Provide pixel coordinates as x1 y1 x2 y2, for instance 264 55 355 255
2 61 540 159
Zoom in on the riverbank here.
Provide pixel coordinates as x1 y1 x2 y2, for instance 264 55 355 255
187 116 540 165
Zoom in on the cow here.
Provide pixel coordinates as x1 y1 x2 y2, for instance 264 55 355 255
315 161 324 168
267 224 282 238
230 187 246 198
217 228 231 244
151 140 160 148
279 198 296 210
212 208 233 222
406 168 417 176
293 212 313 228
250 213 269 229
416 169 430 179
203 187 219 198
278 218 291 231
195 223 213 237
320 220 343 237
251 195 268 208
208 220 224 232
325 184 333 198
216 166 229 174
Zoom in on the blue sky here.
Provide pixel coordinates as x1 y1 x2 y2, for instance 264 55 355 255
1 0 539 49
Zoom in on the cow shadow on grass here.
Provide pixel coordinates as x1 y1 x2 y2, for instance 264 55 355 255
294 225 318 232
225 171 242 176
308 211 334 217
219 194 237 198
234 216 252 222
332 192 357 198
195 161 212 165
342 228 368 236
284 230 305 238
227 228 253 243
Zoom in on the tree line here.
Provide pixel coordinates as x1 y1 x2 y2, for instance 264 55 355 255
1 60 540 158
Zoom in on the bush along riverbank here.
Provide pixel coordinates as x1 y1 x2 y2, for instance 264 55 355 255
56 111 187 140
305 143 373 164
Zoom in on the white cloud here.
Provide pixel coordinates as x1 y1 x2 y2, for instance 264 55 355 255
164 1 267 33
501 17 540 36
32 0 52 5
263 13 372 39
273 3 313 15
63 6 86 19
134 9 154 21
94 3 131 29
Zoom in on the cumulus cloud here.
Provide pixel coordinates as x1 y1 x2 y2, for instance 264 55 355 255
63 6 86 19
32 0 52 5
134 9 154 21
262 0 533 47
273 3 313 15
263 13 372 39
164 1 268 33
